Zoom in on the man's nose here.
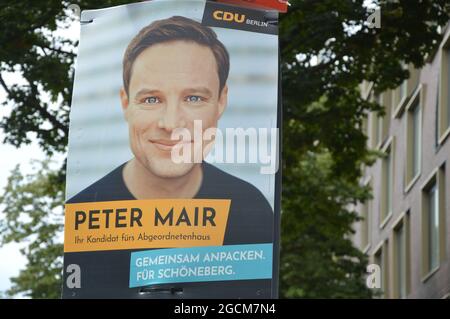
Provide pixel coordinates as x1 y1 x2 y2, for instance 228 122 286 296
158 100 185 131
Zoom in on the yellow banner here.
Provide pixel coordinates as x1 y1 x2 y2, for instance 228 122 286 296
64 199 231 253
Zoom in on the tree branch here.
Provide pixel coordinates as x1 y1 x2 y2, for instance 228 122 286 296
41 44 76 58
0 73 12 96
28 82 69 136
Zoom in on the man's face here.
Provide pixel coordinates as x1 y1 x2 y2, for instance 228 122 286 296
120 40 228 179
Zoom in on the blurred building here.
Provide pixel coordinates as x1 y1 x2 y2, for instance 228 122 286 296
353 24 450 299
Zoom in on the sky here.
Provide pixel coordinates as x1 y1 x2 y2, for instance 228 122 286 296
0 12 80 296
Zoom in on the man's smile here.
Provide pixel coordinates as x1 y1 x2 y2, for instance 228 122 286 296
149 139 192 152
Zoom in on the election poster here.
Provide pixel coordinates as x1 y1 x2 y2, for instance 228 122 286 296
63 0 281 298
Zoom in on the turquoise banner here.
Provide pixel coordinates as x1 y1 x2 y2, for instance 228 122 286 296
129 243 273 287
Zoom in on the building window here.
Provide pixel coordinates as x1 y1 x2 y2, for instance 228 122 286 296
447 49 450 131
362 113 370 148
381 139 394 226
376 94 384 146
412 105 421 177
399 79 407 104
383 240 390 298
370 96 380 149
421 165 446 279
438 45 450 143
360 200 369 250
392 64 420 118
373 250 382 297
361 80 373 100
360 179 372 251
393 213 410 299
383 91 392 142
395 224 406 297
427 183 439 271
377 114 383 147
373 244 388 298
371 92 392 149
405 89 422 190
392 79 406 113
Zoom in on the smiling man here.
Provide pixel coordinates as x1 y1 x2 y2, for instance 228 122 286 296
66 16 274 298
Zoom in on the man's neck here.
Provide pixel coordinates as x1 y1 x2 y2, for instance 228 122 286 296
122 159 203 199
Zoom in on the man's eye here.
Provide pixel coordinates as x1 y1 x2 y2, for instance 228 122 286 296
185 95 203 103
143 97 160 104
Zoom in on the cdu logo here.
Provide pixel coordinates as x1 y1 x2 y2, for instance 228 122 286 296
202 1 278 35
213 10 246 23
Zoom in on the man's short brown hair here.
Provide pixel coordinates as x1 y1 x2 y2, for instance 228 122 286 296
123 16 230 96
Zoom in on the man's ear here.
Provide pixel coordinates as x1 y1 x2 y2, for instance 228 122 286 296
217 84 228 119
120 87 129 121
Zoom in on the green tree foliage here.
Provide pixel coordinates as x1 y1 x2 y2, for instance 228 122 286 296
278 0 449 298
0 0 449 298
0 161 64 298
0 0 130 155
280 151 373 298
